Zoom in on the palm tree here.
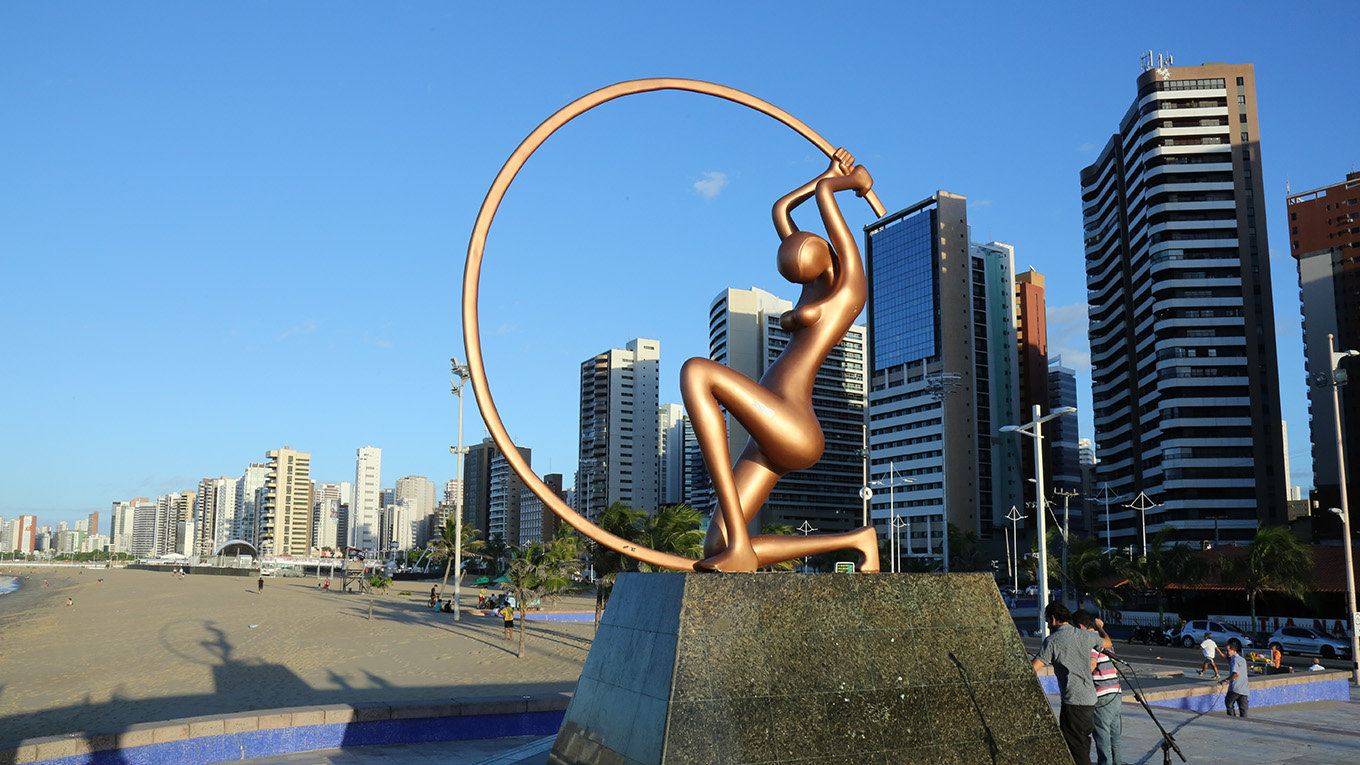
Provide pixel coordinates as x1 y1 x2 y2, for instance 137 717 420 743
588 502 648 629
758 523 796 572
1060 535 1120 611
1118 526 1207 628
505 539 575 658
1218 524 1313 632
639 504 705 568
484 533 510 576
425 518 486 604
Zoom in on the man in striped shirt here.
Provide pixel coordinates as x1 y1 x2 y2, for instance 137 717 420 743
1075 609 1121 765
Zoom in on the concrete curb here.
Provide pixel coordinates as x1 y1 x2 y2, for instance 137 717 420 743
1 694 572 765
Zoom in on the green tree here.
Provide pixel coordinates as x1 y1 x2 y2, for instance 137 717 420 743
425 518 486 605
484 533 509 576
1059 535 1120 611
758 523 796 572
505 539 576 658
1218 524 1313 631
1118 526 1207 628
947 523 992 572
639 504 705 568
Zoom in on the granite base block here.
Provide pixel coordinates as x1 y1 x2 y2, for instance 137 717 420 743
549 572 1065 765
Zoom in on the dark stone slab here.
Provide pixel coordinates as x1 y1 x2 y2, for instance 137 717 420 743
548 573 1063 765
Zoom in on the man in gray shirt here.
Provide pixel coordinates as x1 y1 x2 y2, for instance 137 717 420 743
1218 638 1249 717
1032 603 1113 765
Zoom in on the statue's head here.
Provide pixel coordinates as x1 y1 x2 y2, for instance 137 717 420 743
777 231 831 284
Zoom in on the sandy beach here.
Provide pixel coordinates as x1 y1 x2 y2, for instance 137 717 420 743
0 566 597 744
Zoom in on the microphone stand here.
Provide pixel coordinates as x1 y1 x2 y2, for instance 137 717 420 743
1100 649 1186 765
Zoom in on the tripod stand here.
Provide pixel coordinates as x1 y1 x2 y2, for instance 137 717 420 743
1102 650 1186 765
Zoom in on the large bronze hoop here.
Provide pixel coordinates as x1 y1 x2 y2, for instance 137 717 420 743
462 78 885 571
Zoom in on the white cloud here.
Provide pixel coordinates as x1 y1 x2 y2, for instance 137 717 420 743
495 323 516 335
1077 142 1097 153
277 319 317 340
972 199 994 209
1046 301 1091 370
692 171 728 200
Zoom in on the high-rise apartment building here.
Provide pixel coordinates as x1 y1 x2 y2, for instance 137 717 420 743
519 473 564 545
195 476 240 555
260 447 312 556
17 515 37 554
395 475 438 545
153 491 195 557
351 446 382 552
109 501 135 554
1081 61 1287 547
464 439 496 534
313 482 344 551
706 287 868 533
658 403 688 506
130 498 156 557
488 446 532 545
865 194 1023 562
1048 360 1084 532
238 464 267 546
1288 171 1360 523
578 338 661 519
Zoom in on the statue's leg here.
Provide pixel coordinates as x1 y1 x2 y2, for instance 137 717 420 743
750 527 881 573
702 447 782 559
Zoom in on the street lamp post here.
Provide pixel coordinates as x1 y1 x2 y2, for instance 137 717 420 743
872 461 915 574
1006 505 1025 592
1095 484 1117 554
1001 404 1077 637
1326 334 1359 684
1125 491 1161 555
796 520 818 571
450 358 472 621
1054 488 1079 609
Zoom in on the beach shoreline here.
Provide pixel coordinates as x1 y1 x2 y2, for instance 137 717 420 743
0 567 595 744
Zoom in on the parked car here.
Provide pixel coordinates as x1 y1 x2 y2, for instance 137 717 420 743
1171 619 1254 649
1268 626 1352 659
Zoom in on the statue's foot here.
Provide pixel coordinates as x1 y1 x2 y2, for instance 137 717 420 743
852 526 880 573
696 546 759 573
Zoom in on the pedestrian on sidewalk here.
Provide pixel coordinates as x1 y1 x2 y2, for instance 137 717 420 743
1074 610 1121 765
1032 603 1113 765
1219 639 1249 717
1198 633 1219 677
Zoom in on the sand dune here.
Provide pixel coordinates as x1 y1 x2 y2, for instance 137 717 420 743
0 567 597 743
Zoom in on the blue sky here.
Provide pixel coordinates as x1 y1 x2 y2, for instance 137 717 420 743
3 2 1356 529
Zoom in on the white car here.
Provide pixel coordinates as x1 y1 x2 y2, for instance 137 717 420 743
1172 619 1254 649
1268 626 1351 659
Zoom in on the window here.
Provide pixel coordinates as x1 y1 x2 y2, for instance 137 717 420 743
1236 77 1244 86
1238 95 1246 104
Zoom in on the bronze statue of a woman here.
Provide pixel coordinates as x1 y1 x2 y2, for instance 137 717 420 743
463 79 889 574
682 148 880 572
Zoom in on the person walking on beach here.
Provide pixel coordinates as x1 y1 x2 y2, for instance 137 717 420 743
1032 603 1113 765
257 576 264 594
1198 633 1219 677
1219 639 1249 717
501 604 514 640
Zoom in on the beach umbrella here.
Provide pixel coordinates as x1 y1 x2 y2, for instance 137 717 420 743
472 576 492 585
493 573 510 584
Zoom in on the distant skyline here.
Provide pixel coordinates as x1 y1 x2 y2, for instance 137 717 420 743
4 2 1357 527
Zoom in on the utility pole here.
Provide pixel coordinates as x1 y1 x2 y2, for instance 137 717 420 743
1053 488 1080 608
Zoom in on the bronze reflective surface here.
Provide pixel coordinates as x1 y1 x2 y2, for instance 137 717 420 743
462 79 883 573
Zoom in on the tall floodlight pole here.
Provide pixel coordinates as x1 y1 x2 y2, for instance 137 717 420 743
926 372 962 572
1326 334 1360 684
450 358 472 621
1053 488 1079 609
872 461 915 574
1095 485 1118 554
1125 491 1160 556
1006 504 1025 591
1001 404 1077 637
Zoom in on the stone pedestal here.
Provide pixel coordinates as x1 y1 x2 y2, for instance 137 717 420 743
548 572 1066 764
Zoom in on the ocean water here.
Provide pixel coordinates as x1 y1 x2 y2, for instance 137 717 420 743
0 575 19 596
